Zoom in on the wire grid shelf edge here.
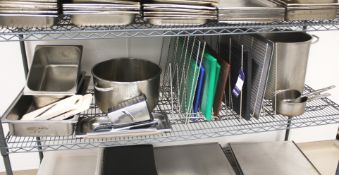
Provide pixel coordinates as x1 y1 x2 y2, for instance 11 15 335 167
1 16 339 41
1 85 339 153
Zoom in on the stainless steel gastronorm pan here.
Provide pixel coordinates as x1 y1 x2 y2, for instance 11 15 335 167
2 90 79 137
25 45 82 95
24 45 83 107
0 15 56 27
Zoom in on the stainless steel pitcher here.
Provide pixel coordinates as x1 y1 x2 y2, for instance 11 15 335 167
262 32 319 99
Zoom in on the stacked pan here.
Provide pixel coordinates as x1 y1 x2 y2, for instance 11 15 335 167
218 0 285 23
0 0 58 27
143 0 218 26
272 0 339 20
63 0 140 26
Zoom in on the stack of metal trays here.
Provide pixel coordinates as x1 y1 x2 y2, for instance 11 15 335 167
272 0 339 20
0 0 58 27
218 0 285 23
63 0 140 26
143 0 218 26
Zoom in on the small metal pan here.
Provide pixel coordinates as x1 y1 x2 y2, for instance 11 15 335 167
143 3 216 10
273 85 335 116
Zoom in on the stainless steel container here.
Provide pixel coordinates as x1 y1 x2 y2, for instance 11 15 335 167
274 0 339 20
2 90 79 137
0 16 55 27
262 32 318 99
70 14 135 26
24 45 83 108
92 58 161 113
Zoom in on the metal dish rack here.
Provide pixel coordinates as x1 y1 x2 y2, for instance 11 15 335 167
1 15 339 175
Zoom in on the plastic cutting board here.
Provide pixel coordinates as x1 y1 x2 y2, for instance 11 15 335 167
201 51 220 121
193 65 205 114
180 59 200 113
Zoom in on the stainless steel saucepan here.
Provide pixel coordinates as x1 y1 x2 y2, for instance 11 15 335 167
273 85 335 117
92 58 162 113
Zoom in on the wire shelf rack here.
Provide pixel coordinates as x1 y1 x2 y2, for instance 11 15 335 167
1 16 339 41
2 85 339 153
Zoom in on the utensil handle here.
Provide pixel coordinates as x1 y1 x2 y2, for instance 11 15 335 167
308 93 331 102
303 85 335 97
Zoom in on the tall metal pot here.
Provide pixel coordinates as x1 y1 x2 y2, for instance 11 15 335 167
262 32 319 99
92 58 162 113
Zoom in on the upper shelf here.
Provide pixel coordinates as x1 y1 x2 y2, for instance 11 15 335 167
2 16 339 41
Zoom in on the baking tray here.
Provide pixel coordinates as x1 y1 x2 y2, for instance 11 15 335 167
1 75 90 137
143 3 216 10
97 145 158 175
229 142 320 175
75 113 172 138
154 143 236 175
152 0 218 6
37 149 101 175
70 13 135 26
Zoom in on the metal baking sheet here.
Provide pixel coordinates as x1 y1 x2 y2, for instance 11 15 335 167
229 142 320 175
72 0 140 5
37 149 101 175
64 10 139 15
155 143 236 175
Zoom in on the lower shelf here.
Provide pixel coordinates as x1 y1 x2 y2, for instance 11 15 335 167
3 85 339 153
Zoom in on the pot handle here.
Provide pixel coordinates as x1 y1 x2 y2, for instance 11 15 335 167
308 93 331 102
311 35 320 44
94 86 114 92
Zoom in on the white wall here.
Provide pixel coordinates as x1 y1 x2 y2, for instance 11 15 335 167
0 32 339 172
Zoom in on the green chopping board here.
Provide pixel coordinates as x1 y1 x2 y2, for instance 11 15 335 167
201 51 220 121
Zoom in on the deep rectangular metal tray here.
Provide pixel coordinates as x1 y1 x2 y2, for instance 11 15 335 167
24 45 83 96
2 75 90 137
0 15 56 27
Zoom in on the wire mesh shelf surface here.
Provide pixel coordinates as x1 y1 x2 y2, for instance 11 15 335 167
2 16 339 41
2 85 339 153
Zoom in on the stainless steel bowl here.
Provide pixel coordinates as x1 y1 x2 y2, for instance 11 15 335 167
92 58 162 113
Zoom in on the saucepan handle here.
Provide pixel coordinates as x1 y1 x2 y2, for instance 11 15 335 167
311 35 320 44
307 93 331 102
303 85 336 97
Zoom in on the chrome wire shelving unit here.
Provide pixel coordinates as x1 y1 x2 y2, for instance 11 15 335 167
2 16 339 41
2 85 339 153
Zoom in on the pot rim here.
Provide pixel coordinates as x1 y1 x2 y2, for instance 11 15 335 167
92 58 162 85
